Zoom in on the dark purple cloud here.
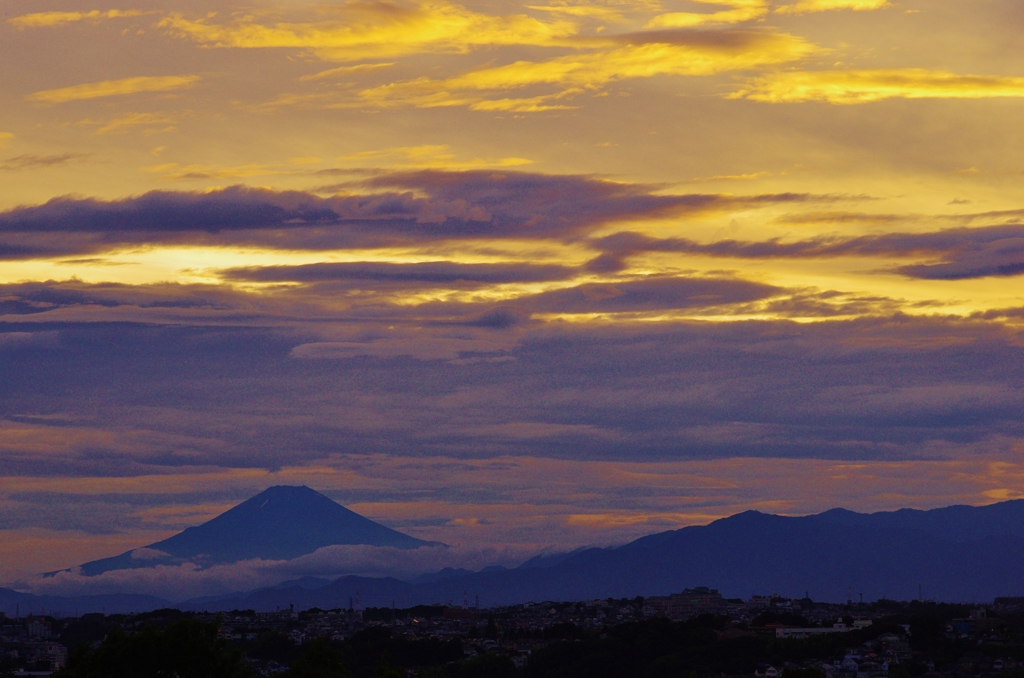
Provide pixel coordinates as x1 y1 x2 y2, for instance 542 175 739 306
525 276 781 313
0 283 122 316
590 225 1024 279
894 237 1024 280
358 171 822 239
0 282 240 320
0 173 845 259
0 186 348 234
2 311 1022 481
1 178 1023 541
0 153 90 172
220 261 578 285
0 274 787 331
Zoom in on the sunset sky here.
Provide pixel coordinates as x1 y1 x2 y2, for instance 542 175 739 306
2 0 1024 586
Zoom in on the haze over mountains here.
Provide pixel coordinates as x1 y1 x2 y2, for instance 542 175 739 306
5 487 1024 616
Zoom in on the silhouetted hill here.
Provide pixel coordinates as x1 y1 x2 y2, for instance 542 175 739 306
18 499 1024 612
809 500 1024 541
77 485 437 576
0 587 169 616
182 500 1024 611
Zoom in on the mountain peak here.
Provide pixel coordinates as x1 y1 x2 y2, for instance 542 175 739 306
243 485 327 508
259 485 316 495
719 509 779 523
77 486 437 576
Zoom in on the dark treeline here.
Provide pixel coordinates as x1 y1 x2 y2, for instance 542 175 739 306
52 619 251 678
48 601 1024 678
526 604 1024 678
53 619 469 678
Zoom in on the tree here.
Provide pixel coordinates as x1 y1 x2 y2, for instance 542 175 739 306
55 618 253 678
783 668 826 678
486 614 499 640
373 657 404 678
283 639 350 678
251 629 298 664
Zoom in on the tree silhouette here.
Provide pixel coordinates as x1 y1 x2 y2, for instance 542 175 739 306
55 618 253 678
283 638 351 678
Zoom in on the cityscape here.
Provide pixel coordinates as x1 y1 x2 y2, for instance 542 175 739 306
5 589 1024 676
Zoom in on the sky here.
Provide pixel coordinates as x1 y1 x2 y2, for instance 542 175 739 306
2 0 1024 588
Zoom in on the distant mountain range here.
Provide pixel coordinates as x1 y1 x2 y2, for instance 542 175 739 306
75 485 438 576
6 491 1024 616
0 587 169 617
180 501 1024 612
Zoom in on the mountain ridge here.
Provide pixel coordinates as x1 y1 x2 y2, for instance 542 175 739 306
15 496 1024 614
0 587 170 617
179 498 1024 611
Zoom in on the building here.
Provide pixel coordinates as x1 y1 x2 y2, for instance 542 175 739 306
25 618 51 639
647 587 726 620
776 623 855 639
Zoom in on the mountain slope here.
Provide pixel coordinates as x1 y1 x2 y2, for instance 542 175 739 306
19 498 1024 615
809 500 1024 542
78 485 436 576
0 587 169 617
183 501 1024 611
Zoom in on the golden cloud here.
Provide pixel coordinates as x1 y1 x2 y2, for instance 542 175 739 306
467 93 581 112
0 133 13 149
731 68 1024 104
139 148 530 180
300 62 396 82
27 75 202 104
332 144 533 169
141 159 319 181
526 5 626 21
78 112 180 135
647 0 767 29
358 30 816 110
7 9 147 29
775 0 889 14
158 2 578 62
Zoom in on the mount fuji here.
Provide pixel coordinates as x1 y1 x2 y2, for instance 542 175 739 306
74 485 438 576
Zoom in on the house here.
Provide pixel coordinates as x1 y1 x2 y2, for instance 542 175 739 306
647 587 726 620
776 623 855 639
